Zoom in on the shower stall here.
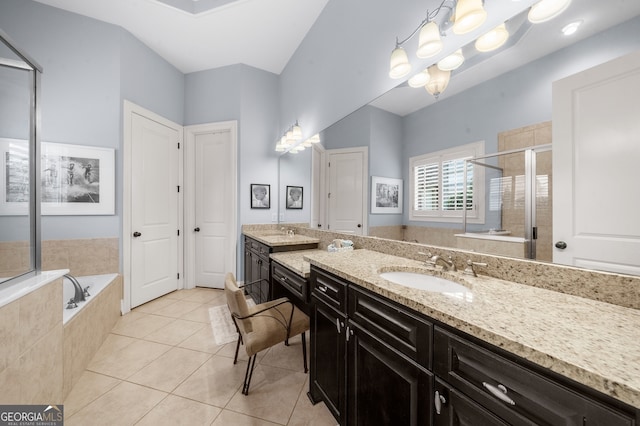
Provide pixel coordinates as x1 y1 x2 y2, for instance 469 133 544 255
460 144 552 261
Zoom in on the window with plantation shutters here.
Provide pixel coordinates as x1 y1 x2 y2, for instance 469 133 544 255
409 141 485 223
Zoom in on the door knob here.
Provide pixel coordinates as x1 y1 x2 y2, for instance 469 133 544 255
357 224 362 228
194 227 200 232
133 231 142 237
555 241 567 249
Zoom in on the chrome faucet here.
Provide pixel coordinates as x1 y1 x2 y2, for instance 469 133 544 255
64 274 86 303
430 255 457 272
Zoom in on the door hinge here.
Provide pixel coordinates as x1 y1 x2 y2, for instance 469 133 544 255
177 142 180 149
177 185 180 192
177 273 180 279
532 226 538 240
177 229 180 236
328 192 331 199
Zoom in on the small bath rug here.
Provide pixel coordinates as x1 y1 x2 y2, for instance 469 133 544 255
209 299 254 346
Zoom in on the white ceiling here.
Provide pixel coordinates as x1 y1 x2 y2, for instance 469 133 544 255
33 0 330 74
32 0 640 116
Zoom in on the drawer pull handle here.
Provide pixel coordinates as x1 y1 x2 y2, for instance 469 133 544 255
318 285 328 293
434 390 447 415
335 318 341 333
482 382 515 406
280 276 287 282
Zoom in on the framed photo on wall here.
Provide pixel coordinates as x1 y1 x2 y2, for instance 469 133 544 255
371 176 402 214
1 139 115 215
286 186 303 209
251 183 270 209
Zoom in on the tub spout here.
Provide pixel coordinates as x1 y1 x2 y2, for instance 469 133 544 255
64 274 86 303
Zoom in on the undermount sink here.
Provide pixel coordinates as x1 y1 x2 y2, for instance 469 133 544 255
379 271 471 293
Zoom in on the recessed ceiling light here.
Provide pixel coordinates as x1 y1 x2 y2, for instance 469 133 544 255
562 20 582 36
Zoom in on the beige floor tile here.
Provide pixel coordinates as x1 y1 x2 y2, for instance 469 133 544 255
111 313 176 339
153 300 203 318
127 347 211 392
132 296 179 314
136 394 221 426
181 304 222 323
172 354 247 407
88 334 138 366
88 339 172 379
177 325 225 354
143 318 205 345
226 365 308 425
212 409 280 426
180 288 224 304
65 381 166 426
287 381 336 426
63 371 121 418
259 333 308 372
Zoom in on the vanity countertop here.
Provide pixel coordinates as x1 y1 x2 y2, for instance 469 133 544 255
303 249 640 409
270 249 325 278
244 230 320 247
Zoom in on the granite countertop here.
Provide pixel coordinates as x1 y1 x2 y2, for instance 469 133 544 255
270 249 325 278
244 230 320 247
302 249 640 409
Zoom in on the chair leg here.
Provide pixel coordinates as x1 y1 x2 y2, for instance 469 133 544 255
233 334 243 364
301 331 308 373
242 354 257 395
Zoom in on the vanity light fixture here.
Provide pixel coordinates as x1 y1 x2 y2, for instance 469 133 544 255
452 0 487 35
417 21 443 58
475 23 509 52
437 49 465 71
408 69 431 88
389 46 412 79
528 0 572 24
561 20 582 36
275 121 304 152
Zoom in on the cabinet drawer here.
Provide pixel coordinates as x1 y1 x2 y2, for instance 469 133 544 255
250 240 270 256
272 262 309 303
434 327 635 426
349 285 432 369
310 267 347 314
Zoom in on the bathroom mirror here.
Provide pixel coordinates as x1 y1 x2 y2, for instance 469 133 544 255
0 30 42 285
277 1 640 270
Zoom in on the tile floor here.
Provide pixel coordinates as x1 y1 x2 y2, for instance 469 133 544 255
63 287 336 425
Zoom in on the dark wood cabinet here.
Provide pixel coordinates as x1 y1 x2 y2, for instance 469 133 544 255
433 327 636 426
309 266 434 425
243 235 318 304
308 268 348 422
308 264 638 426
271 261 311 315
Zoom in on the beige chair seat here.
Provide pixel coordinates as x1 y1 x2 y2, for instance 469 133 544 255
225 273 309 395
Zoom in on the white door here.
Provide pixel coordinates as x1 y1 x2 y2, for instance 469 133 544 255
186 122 237 289
552 51 640 275
129 110 181 307
327 148 368 234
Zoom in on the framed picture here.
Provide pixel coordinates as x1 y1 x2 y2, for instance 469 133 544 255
1 139 115 215
371 176 402 214
286 186 303 209
250 183 270 209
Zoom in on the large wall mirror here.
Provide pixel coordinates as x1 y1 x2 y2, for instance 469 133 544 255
0 29 42 285
278 1 640 273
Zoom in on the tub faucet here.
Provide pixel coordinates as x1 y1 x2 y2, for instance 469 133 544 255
65 274 86 303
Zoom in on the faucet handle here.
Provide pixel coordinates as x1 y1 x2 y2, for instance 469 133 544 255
418 251 435 266
83 285 91 297
464 259 488 277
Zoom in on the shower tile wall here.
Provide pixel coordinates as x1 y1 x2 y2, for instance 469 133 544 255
498 121 552 262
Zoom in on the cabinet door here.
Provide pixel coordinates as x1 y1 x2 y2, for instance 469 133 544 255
309 300 346 424
348 324 433 426
433 379 509 426
258 255 270 302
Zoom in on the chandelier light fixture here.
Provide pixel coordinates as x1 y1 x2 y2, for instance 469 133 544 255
389 0 572 99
